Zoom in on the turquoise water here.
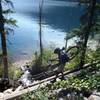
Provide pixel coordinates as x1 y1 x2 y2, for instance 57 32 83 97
1 0 84 61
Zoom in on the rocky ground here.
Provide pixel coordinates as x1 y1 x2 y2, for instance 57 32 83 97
12 59 32 68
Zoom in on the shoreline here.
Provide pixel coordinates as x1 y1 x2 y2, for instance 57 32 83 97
12 59 32 68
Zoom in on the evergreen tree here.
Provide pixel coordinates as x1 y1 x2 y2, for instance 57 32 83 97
0 0 16 78
65 0 99 67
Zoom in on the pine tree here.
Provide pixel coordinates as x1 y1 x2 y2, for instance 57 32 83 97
65 0 99 67
0 0 16 78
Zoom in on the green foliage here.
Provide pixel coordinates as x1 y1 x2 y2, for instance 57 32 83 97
4 18 17 26
42 49 53 63
2 9 14 14
31 48 55 74
20 86 85 100
19 65 100 100
32 48 53 64
65 46 80 70
19 60 100 99
0 65 3 77
47 60 100 94
50 78 89 91
85 47 100 63
64 0 100 68
96 3 100 9
0 53 21 79
65 55 80 70
20 92 33 100
9 66 22 79
77 70 100 91
48 74 100 93
2 0 17 33
66 0 100 42
0 63 22 79
48 62 100 92
20 87 56 100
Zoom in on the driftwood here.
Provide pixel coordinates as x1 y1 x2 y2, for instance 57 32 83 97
0 61 100 100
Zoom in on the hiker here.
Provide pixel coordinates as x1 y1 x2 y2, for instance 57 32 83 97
53 47 69 81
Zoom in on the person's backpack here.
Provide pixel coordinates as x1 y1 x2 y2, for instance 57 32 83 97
60 53 69 63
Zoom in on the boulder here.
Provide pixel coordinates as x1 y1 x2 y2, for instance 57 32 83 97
19 70 32 87
0 93 4 98
84 97 88 100
88 94 100 100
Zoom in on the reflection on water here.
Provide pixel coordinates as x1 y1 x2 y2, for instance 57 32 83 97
1 0 85 61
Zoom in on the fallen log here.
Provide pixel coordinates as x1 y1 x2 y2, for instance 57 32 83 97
63 60 100 76
1 61 100 100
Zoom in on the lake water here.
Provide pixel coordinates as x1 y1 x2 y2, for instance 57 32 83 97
1 0 85 61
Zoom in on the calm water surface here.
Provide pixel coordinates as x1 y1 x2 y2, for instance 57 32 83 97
1 0 85 61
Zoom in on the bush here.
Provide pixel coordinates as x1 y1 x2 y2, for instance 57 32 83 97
20 87 56 100
0 62 22 79
48 69 100 92
31 48 55 75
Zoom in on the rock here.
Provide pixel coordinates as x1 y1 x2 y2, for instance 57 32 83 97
58 97 64 100
0 93 4 98
3 88 13 94
56 78 61 82
19 70 32 87
93 91 100 96
84 97 88 100
21 65 30 72
88 94 100 100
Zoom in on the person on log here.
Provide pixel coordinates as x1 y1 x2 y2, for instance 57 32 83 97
51 47 69 82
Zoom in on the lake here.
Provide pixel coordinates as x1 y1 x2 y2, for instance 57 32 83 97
1 0 85 61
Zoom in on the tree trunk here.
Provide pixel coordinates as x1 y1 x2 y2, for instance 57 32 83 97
65 35 68 50
39 0 44 63
80 0 96 67
0 0 8 78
